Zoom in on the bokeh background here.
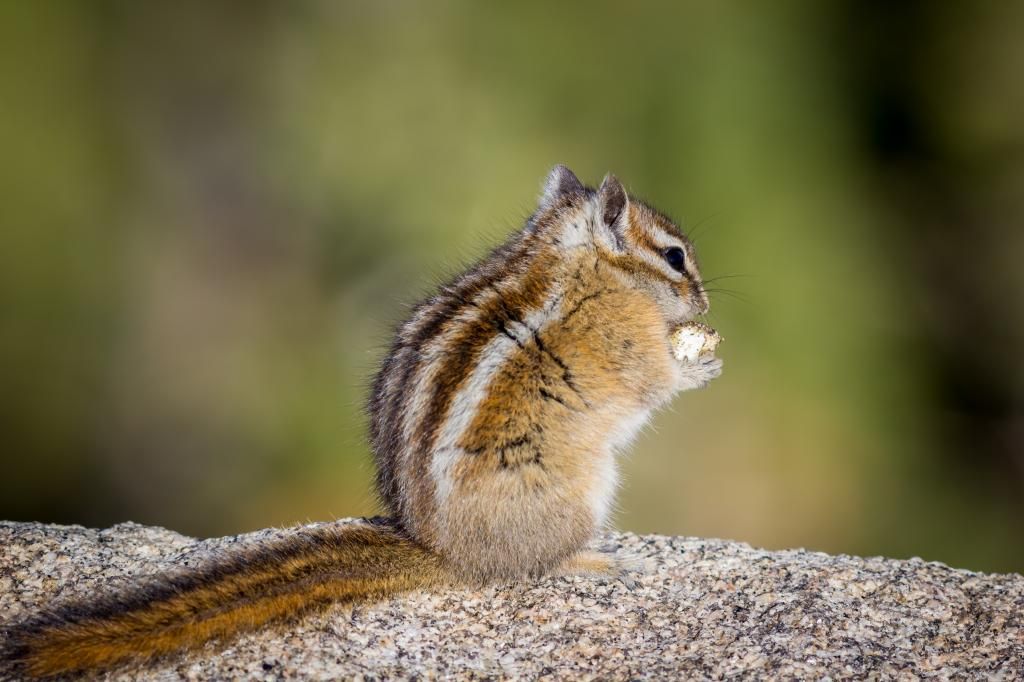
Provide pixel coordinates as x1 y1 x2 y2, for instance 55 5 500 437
2 2 1022 573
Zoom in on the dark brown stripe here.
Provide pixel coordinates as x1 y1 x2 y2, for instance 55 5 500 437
369 229 537 508
631 220 664 256
403 256 556 538
597 247 671 282
414 250 558 456
392 243 532 434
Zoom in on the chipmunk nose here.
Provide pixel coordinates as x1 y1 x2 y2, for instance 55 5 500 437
697 288 710 314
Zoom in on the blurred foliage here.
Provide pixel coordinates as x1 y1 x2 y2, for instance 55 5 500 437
1 1 1021 572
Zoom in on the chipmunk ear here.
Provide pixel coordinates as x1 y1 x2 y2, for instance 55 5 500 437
597 173 629 249
539 164 584 210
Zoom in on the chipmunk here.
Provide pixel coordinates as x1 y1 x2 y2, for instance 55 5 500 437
4 166 723 677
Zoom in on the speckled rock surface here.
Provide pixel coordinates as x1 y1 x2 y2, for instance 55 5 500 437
1 520 1022 680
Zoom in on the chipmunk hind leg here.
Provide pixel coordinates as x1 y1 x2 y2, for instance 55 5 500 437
553 550 619 577
551 550 645 590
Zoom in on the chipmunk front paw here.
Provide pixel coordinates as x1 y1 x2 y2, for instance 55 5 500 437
671 322 723 391
677 354 723 391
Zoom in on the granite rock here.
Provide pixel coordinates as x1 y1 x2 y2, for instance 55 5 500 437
1 520 1022 680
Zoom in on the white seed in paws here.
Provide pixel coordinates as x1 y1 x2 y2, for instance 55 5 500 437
671 322 722 363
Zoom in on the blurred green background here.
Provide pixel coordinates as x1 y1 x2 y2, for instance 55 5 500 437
2 2 1022 573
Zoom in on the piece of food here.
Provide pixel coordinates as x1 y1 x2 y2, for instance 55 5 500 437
671 321 722 363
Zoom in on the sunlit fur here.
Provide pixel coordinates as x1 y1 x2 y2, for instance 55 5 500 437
3 167 720 678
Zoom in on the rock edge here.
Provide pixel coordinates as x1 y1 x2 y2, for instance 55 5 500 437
1 520 1022 680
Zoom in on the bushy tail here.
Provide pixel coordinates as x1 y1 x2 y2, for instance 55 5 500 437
3 520 445 678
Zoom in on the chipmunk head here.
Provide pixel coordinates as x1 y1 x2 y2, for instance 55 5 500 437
536 164 709 327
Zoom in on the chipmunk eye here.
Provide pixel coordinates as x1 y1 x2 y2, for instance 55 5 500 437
663 247 686 273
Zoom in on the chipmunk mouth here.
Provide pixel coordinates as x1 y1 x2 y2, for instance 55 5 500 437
666 305 705 332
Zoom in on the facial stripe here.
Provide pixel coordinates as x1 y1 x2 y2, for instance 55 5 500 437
615 204 707 291
628 217 665 256
597 246 672 282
